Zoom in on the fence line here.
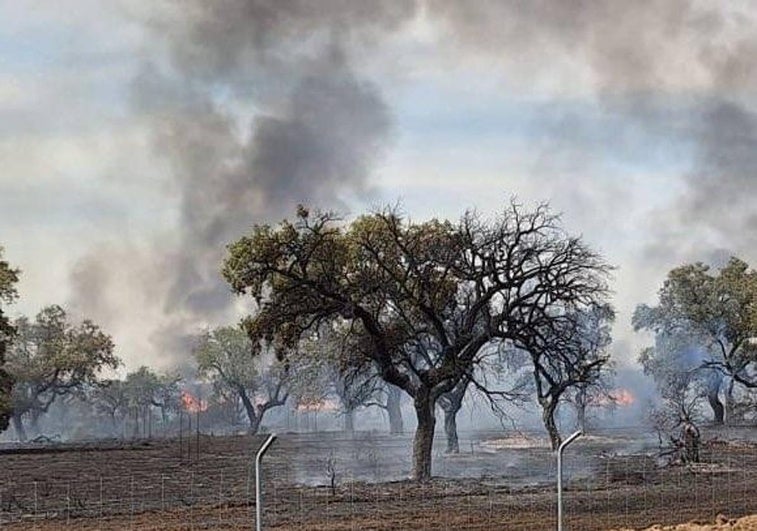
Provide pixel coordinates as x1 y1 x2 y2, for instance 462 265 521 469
0 427 755 529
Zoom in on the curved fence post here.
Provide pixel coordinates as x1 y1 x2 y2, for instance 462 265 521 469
557 430 582 531
255 433 277 531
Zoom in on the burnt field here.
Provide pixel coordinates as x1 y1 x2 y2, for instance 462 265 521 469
0 428 756 530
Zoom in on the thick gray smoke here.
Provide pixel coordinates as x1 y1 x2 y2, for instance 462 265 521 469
679 101 757 250
70 1 413 368
68 1 757 371
430 0 756 91
139 50 392 321
430 0 757 265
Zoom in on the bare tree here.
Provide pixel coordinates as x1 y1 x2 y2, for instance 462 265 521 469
647 366 704 465
299 324 386 433
516 303 615 449
563 367 617 432
437 336 532 454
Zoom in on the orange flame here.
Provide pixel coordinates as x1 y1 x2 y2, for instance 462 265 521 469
296 398 340 413
608 388 635 406
591 388 635 407
181 390 208 413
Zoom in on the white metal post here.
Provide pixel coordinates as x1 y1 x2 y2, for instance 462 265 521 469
557 430 582 531
255 433 277 531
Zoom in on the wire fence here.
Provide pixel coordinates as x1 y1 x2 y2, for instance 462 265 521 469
0 427 755 530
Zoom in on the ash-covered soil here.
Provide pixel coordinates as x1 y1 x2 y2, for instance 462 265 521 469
0 427 755 529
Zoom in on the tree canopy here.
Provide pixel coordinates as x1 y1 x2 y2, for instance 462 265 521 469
635 257 757 425
194 326 288 434
6 305 119 440
223 202 612 480
0 246 20 431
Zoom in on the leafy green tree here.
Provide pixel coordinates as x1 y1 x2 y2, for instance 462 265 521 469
152 371 182 424
299 324 389 433
6 305 119 440
92 379 128 433
0 247 19 432
635 257 757 423
123 366 181 438
223 203 610 480
205 380 246 429
194 326 288 435
93 369 180 438
283 344 333 415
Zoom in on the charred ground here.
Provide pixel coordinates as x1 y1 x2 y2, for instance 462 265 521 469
1 427 755 530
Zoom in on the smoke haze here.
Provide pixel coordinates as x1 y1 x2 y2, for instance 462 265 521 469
1 1 754 370
69 1 409 368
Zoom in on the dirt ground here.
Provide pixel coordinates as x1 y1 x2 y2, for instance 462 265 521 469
615 514 757 530
0 430 755 529
2 488 755 530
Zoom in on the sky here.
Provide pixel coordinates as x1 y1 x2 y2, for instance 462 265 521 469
1 1 756 373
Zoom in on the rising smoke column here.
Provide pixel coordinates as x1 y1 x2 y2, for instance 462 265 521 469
137 49 393 321
70 1 416 368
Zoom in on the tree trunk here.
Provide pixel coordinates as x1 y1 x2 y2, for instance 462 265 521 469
0 363 12 433
439 379 467 454
682 421 700 463
543 400 561 450
344 408 355 433
576 402 587 433
412 392 436 482
707 385 724 424
12 413 26 442
387 385 404 434
724 379 735 425
239 389 261 435
30 411 41 437
248 414 262 435
443 407 460 454
132 408 141 438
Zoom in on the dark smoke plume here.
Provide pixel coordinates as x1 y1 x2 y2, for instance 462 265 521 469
68 1 757 369
152 50 392 320
680 101 757 250
69 1 413 368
